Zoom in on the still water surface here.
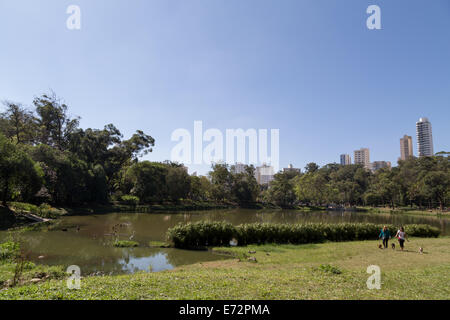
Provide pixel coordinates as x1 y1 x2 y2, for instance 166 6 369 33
1 209 448 275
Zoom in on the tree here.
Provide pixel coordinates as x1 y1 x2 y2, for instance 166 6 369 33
122 161 168 203
33 92 80 150
294 171 329 206
422 171 449 211
329 165 367 206
189 175 212 201
105 130 155 193
166 165 191 202
304 162 319 174
68 124 122 165
209 163 233 202
29 144 104 205
0 134 43 206
266 171 297 207
67 124 155 194
231 165 259 205
369 168 402 208
0 101 37 144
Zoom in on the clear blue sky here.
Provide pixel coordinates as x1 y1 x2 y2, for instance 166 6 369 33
1 0 449 175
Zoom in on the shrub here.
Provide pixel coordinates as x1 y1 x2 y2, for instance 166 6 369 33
403 224 440 238
167 222 440 249
10 202 64 218
37 203 60 218
0 241 19 261
120 195 140 206
167 221 235 248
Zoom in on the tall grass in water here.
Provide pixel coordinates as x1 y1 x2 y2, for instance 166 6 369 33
167 222 440 249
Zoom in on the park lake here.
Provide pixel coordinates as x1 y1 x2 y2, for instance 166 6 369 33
1 209 449 276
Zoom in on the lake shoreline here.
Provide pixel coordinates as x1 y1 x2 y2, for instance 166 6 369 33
2 202 448 231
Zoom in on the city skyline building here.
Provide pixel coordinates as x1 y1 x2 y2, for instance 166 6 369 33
400 135 414 161
371 161 392 172
416 117 434 157
354 148 370 169
340 154 351 166
256 164 275 185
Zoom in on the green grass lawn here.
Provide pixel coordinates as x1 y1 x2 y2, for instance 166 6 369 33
1 237 449 300
359 206 450 217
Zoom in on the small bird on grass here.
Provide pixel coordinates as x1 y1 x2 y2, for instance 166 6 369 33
419 247 424 254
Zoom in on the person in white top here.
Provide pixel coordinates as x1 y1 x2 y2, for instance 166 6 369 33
395 226 408 251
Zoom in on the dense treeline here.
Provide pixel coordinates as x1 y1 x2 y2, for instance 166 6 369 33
291 157 449 210
0 93 449 211
0 93 155 207
0 93 260 209
167 221 441 248
260 157 449 210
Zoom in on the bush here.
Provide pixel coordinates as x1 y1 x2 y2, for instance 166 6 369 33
120 195 140 206
0 241 19 261
167 221 235 248
9 202 64 219
37 203 61 218
167 222 440 249
403 224 441 238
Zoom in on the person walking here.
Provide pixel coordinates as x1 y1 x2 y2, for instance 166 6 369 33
379 226 391 249
395 226 408 251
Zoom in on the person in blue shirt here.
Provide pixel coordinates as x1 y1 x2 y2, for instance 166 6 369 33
378 226 391 249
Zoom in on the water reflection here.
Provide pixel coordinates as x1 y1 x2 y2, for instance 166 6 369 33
118 251 172 273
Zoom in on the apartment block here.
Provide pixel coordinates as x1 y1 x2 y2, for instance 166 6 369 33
340 154 351 165
400 135 414 160
354 148 370 169
416 117 434 157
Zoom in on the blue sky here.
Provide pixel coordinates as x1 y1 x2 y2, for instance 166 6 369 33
0 0 449 174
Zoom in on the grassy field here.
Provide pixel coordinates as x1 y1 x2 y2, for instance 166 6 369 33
359 206 450 217
1 237 449 300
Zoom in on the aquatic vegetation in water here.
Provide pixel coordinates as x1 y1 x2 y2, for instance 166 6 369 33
113 240 139 248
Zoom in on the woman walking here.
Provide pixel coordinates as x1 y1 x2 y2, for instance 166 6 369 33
395 226 408 251
378 226 391 249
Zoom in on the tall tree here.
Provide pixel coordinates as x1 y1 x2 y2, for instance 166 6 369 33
209 163 233 202
33 92 80 150
0 101 37 144
266 170 298 207
231 165 259 205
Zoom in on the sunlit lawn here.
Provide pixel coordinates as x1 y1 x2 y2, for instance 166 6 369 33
1 237 449 300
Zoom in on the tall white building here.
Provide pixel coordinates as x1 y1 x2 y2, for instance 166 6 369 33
354 148 370 169
340 154 351 165
416 117 434 157
256 164 275 185
400 135 414 160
